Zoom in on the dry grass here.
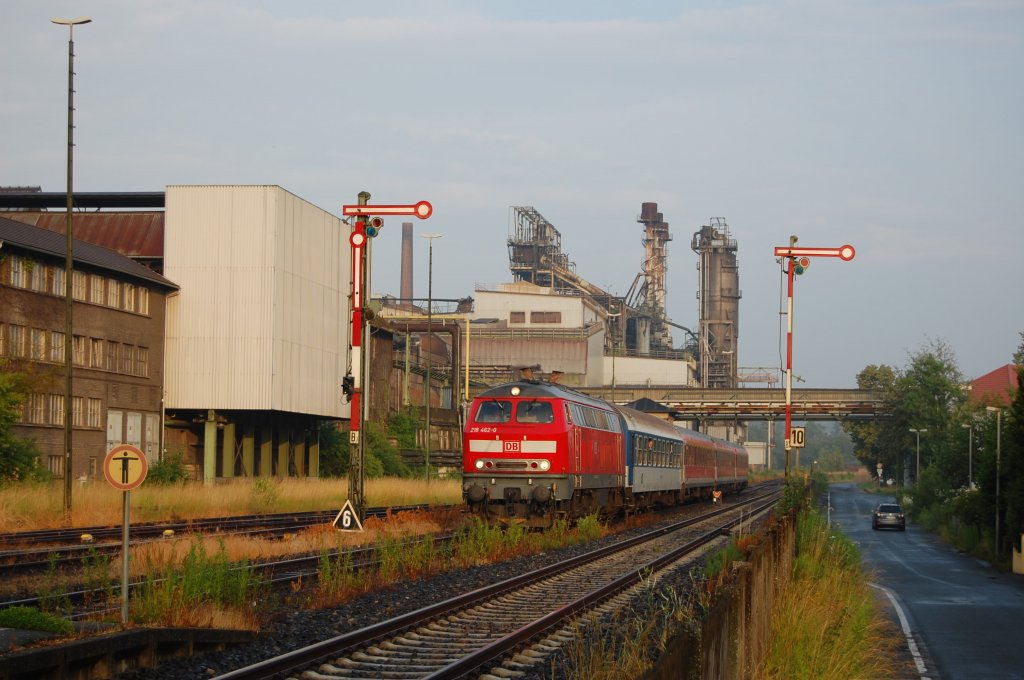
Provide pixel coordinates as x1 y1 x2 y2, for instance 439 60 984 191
0 477 464 532
756 509 901 680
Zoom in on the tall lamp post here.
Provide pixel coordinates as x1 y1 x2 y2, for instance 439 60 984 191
52 16 91 518
986 406 1002 556
421 233 442 484
909 428 927 484
961 422 974 489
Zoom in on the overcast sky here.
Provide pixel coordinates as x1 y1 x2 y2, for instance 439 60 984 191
3 1 1022 389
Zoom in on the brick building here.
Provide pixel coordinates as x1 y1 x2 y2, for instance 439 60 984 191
0 215 177 479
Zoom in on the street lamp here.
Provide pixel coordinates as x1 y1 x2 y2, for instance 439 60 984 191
909 428 927 484
961 422 974 489
986 406 1002 557
420 233 442 484
52 16 91 518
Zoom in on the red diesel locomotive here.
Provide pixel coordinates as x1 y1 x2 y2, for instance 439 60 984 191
462 378 748 525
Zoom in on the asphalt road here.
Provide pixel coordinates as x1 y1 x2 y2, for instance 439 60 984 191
827 482 1024 680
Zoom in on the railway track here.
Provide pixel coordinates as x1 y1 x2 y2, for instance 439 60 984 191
0 505 436 577
215 489 779 680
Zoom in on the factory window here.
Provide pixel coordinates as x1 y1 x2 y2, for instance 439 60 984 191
124 283 136 312
73 335 87 366
49 331 65 363
530 311 561 324
49 394 64 426
9 255 28 288
106 342 119 372
138 288 150 315
122 344 135 374
26 394 46 424
107 280 120 308
72 396 85 427
91 339 105 369
29 263 45 292
509 311 525 324
73 271 87 301
135 347 149 377
52 266 65 296
30 328 46 361
87 398 102 428
89 275 105 304
8 325 26 358
48 455 64 478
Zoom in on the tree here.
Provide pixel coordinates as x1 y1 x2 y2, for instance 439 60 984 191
1014 331 1024 366
842 363 898 480
843 340 967 487
0 363 46 483
891 340 967 487
998 365 1023 556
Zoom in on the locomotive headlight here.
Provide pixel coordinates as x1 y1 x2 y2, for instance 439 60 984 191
511 386 521 396
475 460 485 470
539 459 550 471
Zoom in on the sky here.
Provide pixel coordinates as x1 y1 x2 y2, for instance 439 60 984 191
2 1 1022 389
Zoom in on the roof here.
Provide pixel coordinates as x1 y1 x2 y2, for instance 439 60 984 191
969 364 1020 407
2 211 164 259
0 215 177 290
623 397 677 414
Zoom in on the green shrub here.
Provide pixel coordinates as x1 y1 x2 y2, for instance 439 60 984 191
147 451 190 485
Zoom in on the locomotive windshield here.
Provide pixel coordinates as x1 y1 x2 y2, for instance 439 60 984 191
515 400 554 424
475 400 511 423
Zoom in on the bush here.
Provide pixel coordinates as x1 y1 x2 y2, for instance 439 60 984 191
148 451 190 485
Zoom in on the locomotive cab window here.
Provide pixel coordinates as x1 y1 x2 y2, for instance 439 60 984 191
516 400 554 424
475 400 512 423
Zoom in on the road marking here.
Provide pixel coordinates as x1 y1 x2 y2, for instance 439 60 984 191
869 582 930 679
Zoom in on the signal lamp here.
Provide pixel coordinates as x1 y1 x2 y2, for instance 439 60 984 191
365 216 384 237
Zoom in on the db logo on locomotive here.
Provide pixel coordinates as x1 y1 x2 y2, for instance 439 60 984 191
503 441 521 452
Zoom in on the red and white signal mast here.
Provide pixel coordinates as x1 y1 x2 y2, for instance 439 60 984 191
342 193 433 519
772 237 855 479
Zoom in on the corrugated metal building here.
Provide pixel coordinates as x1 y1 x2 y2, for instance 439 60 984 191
163 186 349 481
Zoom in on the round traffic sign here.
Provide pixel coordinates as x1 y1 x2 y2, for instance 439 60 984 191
103 444 148 491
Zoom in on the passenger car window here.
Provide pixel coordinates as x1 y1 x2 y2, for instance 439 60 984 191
475 400 511 423
516 401 554 424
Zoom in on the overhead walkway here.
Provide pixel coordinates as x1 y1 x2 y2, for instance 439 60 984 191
578 386 887 421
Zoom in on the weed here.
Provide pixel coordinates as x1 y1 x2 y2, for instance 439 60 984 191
0 606 73 635
37 552 71 614
133 537 267 627
249 477 280 513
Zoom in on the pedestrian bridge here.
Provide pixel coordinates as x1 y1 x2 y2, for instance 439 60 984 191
578 386 886 421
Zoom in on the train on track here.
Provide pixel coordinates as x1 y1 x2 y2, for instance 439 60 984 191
462 377 748 526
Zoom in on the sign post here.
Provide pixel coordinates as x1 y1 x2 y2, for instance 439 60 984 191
773 238 854 479
341 194 432 523
102 444 148 624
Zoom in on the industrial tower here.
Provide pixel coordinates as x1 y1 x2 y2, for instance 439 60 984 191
691 218 740 388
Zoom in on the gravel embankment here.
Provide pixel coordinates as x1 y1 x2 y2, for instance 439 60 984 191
114 506 732 680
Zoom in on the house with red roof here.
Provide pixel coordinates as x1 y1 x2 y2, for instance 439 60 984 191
968 363 1020 407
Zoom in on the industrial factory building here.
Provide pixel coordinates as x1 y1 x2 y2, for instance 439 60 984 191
1 186 747 481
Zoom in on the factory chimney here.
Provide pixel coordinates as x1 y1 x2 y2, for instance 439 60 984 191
401 222 413 307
